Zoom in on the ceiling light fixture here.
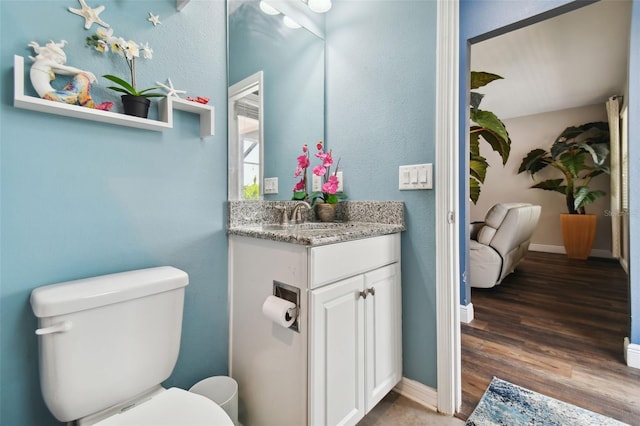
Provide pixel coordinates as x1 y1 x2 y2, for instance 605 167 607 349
306 0 332 13
259 0 280 15
258 0 329 31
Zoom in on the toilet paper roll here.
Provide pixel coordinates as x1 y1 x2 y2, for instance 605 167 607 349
262 295 297 328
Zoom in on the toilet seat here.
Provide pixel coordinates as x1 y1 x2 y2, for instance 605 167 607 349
94 388 234 425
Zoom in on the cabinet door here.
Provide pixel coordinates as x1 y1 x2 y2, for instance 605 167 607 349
364 263 402 412
310 275 366 426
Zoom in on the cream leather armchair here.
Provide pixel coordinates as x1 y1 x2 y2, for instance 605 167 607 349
469 203 541 288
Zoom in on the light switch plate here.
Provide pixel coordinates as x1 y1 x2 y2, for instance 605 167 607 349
399 163 432 190
264 177 278 194
312 174 322 192
313 172 344 192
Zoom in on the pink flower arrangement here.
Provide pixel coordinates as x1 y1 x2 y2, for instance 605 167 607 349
292 141 346 205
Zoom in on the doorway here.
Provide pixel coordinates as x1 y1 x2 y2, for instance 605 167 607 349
459 0 634 421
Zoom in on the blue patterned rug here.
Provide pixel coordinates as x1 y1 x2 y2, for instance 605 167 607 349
466 377 628 425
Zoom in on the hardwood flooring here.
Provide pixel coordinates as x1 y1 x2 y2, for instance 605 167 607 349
459 251 640 424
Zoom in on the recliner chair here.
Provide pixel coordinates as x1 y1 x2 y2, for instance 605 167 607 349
469 203 541 288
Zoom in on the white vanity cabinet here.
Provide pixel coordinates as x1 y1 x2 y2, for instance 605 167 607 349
229 232 401 426
309 262 401 426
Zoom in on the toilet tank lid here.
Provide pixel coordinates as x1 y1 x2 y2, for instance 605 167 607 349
31 266 189 318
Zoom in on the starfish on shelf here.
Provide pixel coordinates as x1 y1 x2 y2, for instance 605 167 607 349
148 12 162 27
156 79 187 98
68 0 109 30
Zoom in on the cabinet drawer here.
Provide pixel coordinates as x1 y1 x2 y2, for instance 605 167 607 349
310 233 400 289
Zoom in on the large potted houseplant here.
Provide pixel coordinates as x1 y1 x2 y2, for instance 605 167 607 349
469 71 512 204
292 141 346 222
86 28 163 118
518 122 610 259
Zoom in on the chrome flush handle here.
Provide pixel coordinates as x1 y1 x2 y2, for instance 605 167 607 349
35 321 72 335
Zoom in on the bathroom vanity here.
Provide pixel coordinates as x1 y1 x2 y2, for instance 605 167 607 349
227 201 404 426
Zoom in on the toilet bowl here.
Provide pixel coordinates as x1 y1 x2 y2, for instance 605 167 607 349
30 266 233 425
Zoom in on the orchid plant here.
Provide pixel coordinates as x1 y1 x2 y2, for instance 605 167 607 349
86 28 163 98
292 141 346 205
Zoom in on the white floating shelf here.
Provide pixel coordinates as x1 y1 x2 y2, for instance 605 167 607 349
14 55 214 137
160 96 215 138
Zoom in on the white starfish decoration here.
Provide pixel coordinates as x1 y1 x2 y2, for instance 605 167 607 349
148 12 162 27
156 79 186 98
68 0 109 30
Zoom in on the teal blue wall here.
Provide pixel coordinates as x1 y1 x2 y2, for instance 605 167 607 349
460 0 639 344
0 1 228 424
326 0 438 387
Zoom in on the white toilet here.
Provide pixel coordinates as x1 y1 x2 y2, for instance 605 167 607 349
30 266 234 425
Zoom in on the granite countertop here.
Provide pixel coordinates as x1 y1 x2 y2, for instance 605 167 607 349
228 221 405 246
227 200 405 247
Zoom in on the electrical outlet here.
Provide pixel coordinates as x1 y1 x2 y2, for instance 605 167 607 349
264 177 278 194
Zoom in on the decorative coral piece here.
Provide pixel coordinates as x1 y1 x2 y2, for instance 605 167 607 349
186 96 210 104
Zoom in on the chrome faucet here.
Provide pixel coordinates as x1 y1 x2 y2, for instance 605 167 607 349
290 201 311 224
274 206 289 225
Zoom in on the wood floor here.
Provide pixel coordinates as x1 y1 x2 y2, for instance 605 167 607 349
459 251 640 424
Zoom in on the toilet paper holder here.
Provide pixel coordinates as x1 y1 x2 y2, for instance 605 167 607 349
273 281 300 332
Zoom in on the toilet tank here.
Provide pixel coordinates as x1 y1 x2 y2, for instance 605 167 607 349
30 266 189 422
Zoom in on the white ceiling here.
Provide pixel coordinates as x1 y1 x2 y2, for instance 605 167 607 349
470 0 632 120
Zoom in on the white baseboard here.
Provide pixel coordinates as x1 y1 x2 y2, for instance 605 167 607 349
460 303 474 323
393 377 438 412
529 243 613 259
624 338 640 369
620 257 629 274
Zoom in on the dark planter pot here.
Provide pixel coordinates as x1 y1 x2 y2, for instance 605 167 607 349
121 95 151 118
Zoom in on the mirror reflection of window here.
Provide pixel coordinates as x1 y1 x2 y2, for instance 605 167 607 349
236 93 261 199
228 71 264 200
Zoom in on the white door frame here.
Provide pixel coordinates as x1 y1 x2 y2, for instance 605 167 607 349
435 0 461 415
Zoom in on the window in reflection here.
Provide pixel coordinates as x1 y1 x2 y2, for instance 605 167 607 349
229 71 263 200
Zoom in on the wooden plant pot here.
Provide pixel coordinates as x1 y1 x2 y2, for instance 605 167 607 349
316 202 337 222
560 214 597 260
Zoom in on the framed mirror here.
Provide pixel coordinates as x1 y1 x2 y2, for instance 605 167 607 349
227 0 325 200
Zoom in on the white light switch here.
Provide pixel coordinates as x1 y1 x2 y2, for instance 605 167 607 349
418 167 427 183
402 170 410 184
336 171 344 192
264 177 278 194
410 169 418 183
399 163 433 190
